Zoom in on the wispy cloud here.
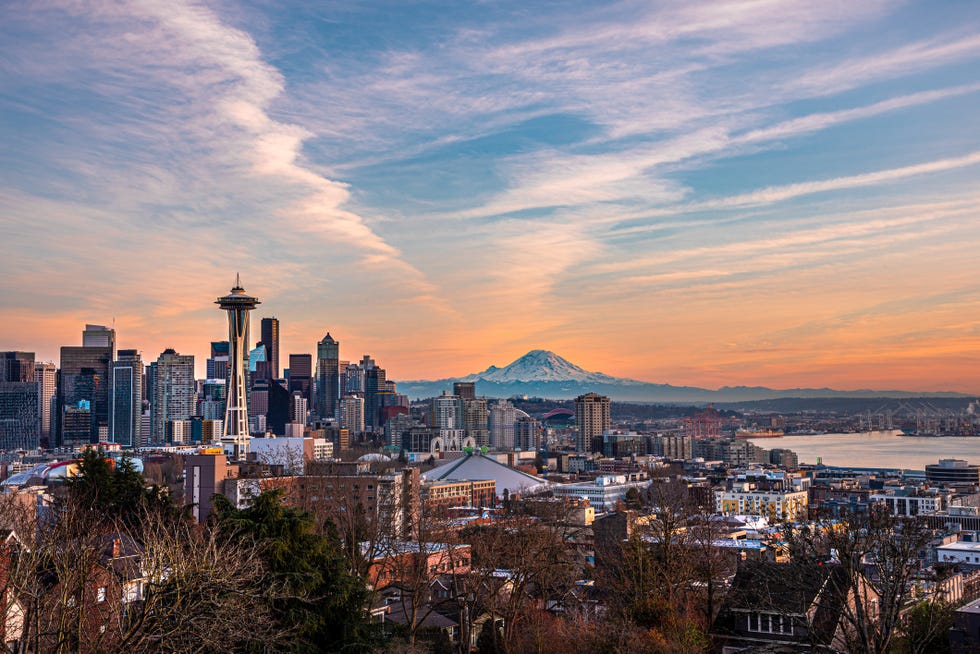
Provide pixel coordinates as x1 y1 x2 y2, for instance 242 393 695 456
3 0 980 388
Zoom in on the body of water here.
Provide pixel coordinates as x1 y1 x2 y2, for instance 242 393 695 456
748 429 980 471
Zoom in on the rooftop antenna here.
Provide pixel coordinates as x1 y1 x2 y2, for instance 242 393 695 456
236 272 241 288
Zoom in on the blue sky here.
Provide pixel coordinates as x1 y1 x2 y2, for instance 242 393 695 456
2 1 980 391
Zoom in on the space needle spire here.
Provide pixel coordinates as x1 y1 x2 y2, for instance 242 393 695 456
215 275 260 459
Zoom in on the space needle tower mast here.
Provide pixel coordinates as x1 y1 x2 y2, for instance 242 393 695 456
216 274 260 459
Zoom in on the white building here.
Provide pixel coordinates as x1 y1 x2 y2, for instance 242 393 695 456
249 436 332 474
552 475 650 512
870 489 950 516
489 400 517 450
715 486 809 522
937 541 980 567
340 395 365 434
431 392 459 430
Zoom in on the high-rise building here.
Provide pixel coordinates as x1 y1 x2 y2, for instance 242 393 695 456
343 362 363 395
362 355 386 430
290 391 308 425
199 378 227 421
35 362 56 444
82 324 116 353
0 352 40 450
462 397 490 448
515 416 541 451
207 341 230 381
151 349 195 444
339 395 365 435
216 278 260 458
109 349 143 448
489 399 517 450
57 340 112 447
1 352 35 382
260 317 280 379
287 353 313 408
575 392 610 453
249 344 269 382
316 333 340 420
453 382 476 401
265 379 291 436
0 381 39 450
430 391 459 430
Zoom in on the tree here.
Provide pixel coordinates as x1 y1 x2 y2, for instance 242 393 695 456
64 448 176 528
894 600 955 654
213 490 374 653
462 512 581 654
475 619 504 654
0 490 283 654
623 487 642 511
594 478 717 652
787 507 935 654
116 509 287 653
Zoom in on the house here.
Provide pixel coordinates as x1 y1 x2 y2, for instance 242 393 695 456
364 541 472 590
34 532 146 653
711 560 853 653
950 597 980 653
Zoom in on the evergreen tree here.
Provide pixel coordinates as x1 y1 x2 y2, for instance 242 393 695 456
65 447 175 528
214 490 375 653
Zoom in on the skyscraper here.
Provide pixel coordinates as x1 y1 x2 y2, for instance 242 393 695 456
0 381 39 450
316 333 340 419
109 349 143 448
462 397 490 448
343 361 363 395
216 278 260 458
430 391 459 430
453 382 476 401
1 352 35 382
574 392 610 453
361 355 386 430
249 343 268 382
0 352 39 449
339 394 365 434
489 399 517 450
290 392 308 425
57 330 112 447
260 317 280 379
35 362 56 444
287 353 313 408
515 416 540 451
207 341 230 381
151 349 195 443
82 324 116 354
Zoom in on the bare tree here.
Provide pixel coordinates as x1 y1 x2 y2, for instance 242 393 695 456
0 493 287 654
789 507 935 654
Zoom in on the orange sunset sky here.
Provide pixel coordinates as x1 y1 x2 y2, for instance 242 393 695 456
2 2 980 393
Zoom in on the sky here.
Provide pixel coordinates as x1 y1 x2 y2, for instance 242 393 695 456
2 1 980 392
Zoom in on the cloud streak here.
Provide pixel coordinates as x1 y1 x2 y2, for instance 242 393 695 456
3 1 980 389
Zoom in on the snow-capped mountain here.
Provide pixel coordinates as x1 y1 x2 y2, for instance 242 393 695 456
394 350 969 402
457 350 636 385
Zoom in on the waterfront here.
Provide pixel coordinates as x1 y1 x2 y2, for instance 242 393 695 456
749 429 980 471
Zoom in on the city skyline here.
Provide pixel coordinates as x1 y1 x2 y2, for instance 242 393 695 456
3 2 980 392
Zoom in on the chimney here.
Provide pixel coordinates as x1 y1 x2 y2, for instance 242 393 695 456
112 537 121 558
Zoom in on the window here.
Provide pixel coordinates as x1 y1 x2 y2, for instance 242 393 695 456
747 612 791 635
97 586 107 603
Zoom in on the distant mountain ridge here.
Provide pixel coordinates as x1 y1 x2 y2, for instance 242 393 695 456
395 350 969 402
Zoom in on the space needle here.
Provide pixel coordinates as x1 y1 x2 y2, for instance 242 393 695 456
216 274 259 459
